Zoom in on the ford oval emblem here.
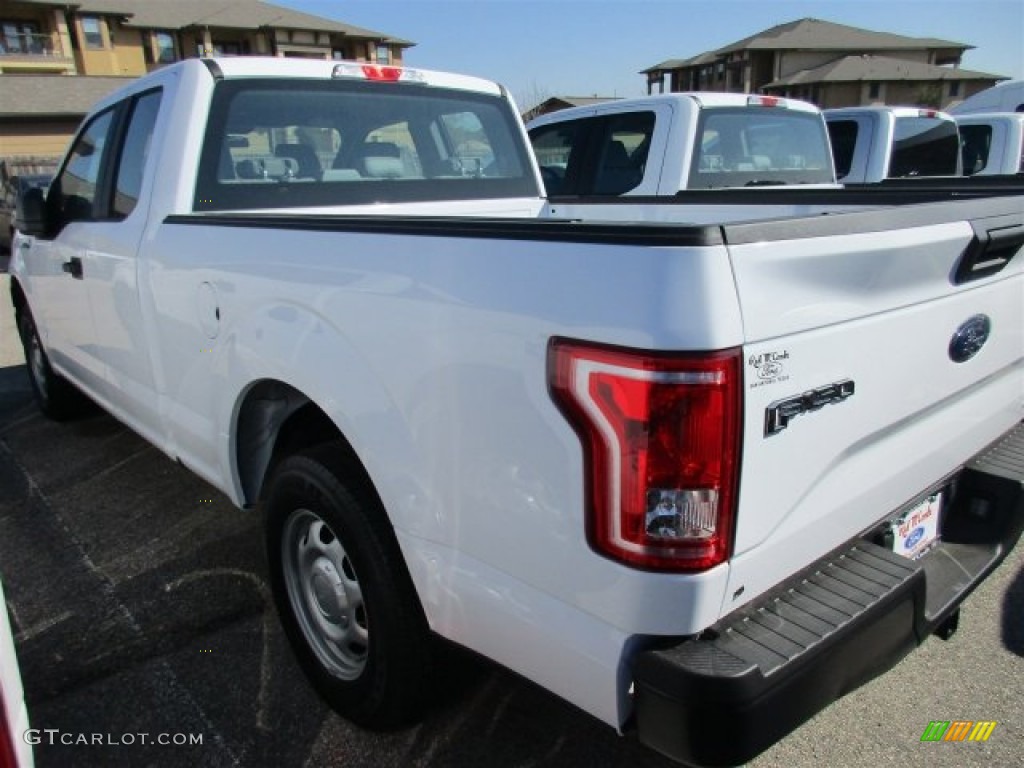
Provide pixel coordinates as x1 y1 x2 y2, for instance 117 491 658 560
949 315 991 363
905 527 925 550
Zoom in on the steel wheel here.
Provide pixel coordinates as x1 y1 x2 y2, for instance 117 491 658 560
264 443 431 728
25 317 49 400
282 508 369 680
16 308 86 421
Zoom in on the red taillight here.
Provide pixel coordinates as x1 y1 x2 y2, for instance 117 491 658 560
549 339 742 572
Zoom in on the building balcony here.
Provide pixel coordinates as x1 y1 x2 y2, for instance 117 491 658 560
0 32 75 73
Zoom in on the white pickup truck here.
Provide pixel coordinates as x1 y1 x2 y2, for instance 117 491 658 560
825 106 962 183
527 93 836 194
9 58 1024 767
958 112 1024 176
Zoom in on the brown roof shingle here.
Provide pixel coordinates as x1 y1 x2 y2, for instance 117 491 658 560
715 17 969 54
0 75 135 118
765 55 1005 87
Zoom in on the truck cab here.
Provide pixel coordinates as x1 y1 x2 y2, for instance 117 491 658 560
825 106 962 183
957 112 1024 176
527 93 836 195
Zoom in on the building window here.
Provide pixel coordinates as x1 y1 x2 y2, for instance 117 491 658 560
153 31 176 63
332 48 345 60
375 43 390 65
868 82 880 99
213 41 241 56
948 81 960 97
81 16 104 48
1 21 46 54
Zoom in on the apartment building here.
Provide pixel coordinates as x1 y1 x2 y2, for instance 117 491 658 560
0 0 413 172
641 18 1005 110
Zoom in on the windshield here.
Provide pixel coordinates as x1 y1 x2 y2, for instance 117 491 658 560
195 79 538 211
688 107 834 188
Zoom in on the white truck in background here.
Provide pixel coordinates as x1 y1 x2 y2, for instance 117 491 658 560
825 106 961 183
8 58 1024 767
949 80 1024 115
526 93 836 195
957 112 1024 176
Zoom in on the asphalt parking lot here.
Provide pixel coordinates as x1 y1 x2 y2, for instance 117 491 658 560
1 265 1022 768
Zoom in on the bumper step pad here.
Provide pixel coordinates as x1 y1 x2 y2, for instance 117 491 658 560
632 421 1024 767
633 541 925 767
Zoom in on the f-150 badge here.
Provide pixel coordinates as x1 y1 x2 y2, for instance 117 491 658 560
764 380 855 436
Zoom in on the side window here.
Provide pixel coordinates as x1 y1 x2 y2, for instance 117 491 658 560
529 120 584 195
590 112 654 195
50 107 117 226
112 90 162 218
959 125 992 176
826 120 859 179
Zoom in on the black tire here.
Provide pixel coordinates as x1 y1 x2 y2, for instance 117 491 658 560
16 308 87 421
264 443 431 729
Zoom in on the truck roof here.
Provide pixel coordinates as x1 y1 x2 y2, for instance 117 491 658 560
527 92 822 128
89 57 505 115
954 111 1024 126
208 56 504 96
824 106 956 122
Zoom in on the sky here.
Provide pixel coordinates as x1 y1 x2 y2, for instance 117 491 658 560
273 0 1024 111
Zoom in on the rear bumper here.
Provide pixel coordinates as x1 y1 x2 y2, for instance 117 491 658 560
632 421 1024 767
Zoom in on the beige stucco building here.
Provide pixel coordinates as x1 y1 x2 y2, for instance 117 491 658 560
641 18 1006 111
0 0 414 175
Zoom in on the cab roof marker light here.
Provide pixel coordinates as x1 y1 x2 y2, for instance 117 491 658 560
331 62 426 83
748 95 783 108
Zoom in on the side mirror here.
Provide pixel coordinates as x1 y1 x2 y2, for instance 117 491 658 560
15 186 47 237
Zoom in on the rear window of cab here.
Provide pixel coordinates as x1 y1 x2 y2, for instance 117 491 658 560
689 107 834 188
194 79 538 211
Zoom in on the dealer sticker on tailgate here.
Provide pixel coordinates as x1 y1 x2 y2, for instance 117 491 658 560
892 492 942 559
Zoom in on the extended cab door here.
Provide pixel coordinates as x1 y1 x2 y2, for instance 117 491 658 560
81 88 164 436
19 105 120 392
20 88 164 439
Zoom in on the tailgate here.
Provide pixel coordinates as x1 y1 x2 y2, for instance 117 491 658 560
720 198 1024 614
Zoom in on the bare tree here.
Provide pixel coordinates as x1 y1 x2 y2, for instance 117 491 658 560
515 79 554 121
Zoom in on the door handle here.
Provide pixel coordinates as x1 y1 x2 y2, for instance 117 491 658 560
62 256 83 279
